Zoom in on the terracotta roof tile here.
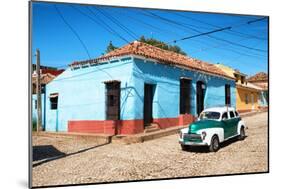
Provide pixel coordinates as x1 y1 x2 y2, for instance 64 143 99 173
32 73 56 85
71 41 234 79
247 72 268 82
41 69 64 76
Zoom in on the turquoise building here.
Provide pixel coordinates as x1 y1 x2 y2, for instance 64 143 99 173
34 41 236 135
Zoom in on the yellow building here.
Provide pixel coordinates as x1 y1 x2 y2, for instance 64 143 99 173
215 64 262 113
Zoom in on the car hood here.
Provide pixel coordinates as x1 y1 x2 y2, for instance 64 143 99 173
188 120 221 133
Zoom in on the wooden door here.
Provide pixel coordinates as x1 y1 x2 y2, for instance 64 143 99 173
144 84 154 126
196 81 205 115
225 84 231 106
105 82 120 120
180 79 191 114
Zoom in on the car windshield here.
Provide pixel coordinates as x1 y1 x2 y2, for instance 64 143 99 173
199 111 221 120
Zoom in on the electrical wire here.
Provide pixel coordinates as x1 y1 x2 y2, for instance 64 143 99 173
173 12 267 41
111 8 185 38
49 5 267 76
54 5 91 59
141 10 267 53
93 7 139 40
54 5 114 79
189 37 266 59
71 5 130 43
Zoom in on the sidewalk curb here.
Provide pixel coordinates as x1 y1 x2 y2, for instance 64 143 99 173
111 126 186 145
32 131 113 143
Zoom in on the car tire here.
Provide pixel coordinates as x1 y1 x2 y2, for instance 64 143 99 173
209 135 220 152
181 144 190 151
238 127 246 140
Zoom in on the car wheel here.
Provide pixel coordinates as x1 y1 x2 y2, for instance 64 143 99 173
238 127 246 140
181 144 190 151
209 135 220 152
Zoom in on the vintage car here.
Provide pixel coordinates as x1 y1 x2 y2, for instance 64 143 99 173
179 107 246 152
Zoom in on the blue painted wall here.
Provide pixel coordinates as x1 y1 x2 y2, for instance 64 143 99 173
132 58 236 120
32 93 46 129
44 57 134 131
42 56 236 132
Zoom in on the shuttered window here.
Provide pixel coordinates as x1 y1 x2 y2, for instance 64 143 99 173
50 94 58 110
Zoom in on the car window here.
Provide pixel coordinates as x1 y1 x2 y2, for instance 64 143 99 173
235 111 239 117
229 111 235 118
222 112 228 120
199 111 221 120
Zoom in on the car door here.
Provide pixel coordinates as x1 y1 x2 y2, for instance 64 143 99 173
232 111 241 136
221 112 232 139
228 111 238 136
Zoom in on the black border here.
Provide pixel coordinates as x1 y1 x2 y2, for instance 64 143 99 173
29 1 270 188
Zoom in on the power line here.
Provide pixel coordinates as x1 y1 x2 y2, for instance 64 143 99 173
173 12 267 41
50 6 267 77
71 5 130 43
51 60 132 82
111 8 185 38
137 9 266 57
137 10 229 48
189 36 266 59
138 9 266 61
209 35 267 53
54 5 115 79
248 17 267 24
226 42 267 64
54 5 91 59
94 7 139 40
141 10 266 49
126 9 220 50
174 26 232 42
140 10 200 35
111 9 209 51
142 10 267 53
87 7 130 43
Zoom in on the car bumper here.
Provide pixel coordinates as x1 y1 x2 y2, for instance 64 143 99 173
179 140 208 146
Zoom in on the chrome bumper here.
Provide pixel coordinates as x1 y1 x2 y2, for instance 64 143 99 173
179 140 208 146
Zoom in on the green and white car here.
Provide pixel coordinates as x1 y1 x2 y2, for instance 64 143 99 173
179 107 246 152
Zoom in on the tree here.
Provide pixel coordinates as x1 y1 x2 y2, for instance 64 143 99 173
104 37 187 56
138 36 186 55
105 41 118 53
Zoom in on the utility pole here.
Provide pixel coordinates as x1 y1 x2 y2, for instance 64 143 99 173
36 49 42 132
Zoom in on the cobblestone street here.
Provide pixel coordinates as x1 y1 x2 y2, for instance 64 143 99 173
32 112 268 187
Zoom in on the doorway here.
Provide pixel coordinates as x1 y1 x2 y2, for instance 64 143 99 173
225 84 231 106
105 81 121 120
180 78 191 114
196 81 205 115
143 84 154 127
49 93 59 131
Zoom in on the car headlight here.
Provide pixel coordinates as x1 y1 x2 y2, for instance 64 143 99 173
201 131 207 140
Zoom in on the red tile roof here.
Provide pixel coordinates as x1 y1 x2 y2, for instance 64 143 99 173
247 72 268 82
32 73 56 85
71 41 233 79
41 69 64 76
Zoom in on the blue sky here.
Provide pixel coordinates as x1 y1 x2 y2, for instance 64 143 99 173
32 2 268 76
